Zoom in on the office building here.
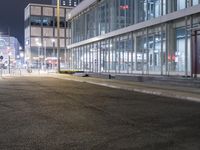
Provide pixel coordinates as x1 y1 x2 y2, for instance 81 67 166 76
24 3 72 69
66 0 200 77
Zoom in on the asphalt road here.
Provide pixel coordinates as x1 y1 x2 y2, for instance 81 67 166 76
0 77 200 150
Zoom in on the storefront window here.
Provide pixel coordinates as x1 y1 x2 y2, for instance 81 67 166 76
175 28 186 72
136 36 146 72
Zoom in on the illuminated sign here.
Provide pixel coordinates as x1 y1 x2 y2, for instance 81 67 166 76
119 5 129 10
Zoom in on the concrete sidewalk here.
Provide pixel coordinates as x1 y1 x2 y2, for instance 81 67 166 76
48 73 200 102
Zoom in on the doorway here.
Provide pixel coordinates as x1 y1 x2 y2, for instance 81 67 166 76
192 30 200 77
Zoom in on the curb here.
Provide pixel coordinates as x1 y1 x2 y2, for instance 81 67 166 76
50 74 200 103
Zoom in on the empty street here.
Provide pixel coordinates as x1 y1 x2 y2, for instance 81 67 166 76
0 77 200 150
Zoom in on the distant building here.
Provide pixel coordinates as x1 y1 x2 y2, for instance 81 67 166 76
0 36 21 66
51 0 83 7
24 3 72 68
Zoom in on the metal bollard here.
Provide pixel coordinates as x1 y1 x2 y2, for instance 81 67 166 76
0 68 2 78
19 68 21 76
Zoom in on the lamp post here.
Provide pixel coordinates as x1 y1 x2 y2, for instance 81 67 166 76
20 51 24 68
51 38 56 70
36 42 41 72
7 46 11 74
19 46 23 68
35 38 39 70
51 38 56 57
8 51 11 74
44 40 47 71
57 0 61 73
8 28 11 74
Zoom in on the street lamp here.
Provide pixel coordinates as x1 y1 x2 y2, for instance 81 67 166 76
19 46 23 67
6 46 11 74
57 0 61 73
44 40 47 71
36 41 41 71
20 51 24 68
35 38 41 70
51 38 56 70
8 51 11 74
51 38 56 57
35 38 39 42
20 52 24 58
19 46 22 51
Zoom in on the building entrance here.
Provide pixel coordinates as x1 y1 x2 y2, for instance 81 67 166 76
192 30 200 77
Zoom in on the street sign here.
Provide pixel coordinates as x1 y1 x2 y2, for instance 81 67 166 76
0 56 3 60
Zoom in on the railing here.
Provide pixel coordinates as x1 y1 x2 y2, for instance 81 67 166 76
0 67 53 77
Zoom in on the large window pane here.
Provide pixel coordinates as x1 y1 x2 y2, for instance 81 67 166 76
42 17 54 27
176 0 186 10
30 16 42 26
175 28 186 72
192 0 199 6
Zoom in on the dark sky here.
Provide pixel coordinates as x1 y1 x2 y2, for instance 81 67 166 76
0 0 51 46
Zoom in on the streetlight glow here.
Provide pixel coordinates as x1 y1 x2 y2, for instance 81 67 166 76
51 38 56 43
35 38 39 42
20 52 24 58
36 42 42 47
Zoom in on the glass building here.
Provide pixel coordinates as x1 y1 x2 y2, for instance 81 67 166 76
0 36 21 67
65 0 200 77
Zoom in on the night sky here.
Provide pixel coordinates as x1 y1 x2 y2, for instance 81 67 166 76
0 0 51 46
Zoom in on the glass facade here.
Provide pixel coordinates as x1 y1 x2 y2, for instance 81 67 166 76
193 0 199 5
71 0 200 44
69 26 167 74
67 0 200 76
0 37 20 60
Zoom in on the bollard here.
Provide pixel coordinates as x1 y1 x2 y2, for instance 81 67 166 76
0 68 2 78
109 74 111 79
19 68 21 76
